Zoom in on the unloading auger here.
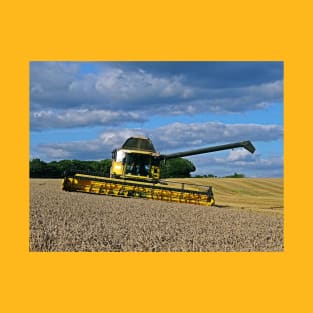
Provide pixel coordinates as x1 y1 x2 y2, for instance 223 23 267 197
62 137 255 206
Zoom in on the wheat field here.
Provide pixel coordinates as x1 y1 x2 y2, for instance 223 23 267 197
170 177 283 211
30 178 283 252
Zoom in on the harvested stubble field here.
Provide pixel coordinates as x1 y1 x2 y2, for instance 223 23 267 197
30 178 283 252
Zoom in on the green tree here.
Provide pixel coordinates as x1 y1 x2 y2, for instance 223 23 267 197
160 158 196 178
30 158 113 178
58 160 74 175
30 159 47 177
95 159 112 176
46 161 60 178
29 157 196 179
224 172 245 178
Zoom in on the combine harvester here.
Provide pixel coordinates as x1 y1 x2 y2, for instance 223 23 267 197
62 137 255 206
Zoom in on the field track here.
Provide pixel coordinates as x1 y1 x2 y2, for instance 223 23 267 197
30 178 283 252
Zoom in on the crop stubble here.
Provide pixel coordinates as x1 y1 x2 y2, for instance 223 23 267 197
30 179 283 252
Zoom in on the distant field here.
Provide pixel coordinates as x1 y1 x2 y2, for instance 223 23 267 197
169 177 283 212
30 178 283 252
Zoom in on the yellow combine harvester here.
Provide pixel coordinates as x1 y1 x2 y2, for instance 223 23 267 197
62 137 255 206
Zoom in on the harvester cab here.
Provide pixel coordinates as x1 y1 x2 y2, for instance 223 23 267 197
110 137 161 181
110 136 255 183
63 136 255 206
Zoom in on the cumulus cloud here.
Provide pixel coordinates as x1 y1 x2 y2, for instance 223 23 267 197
30 62 283 130
190 152 283 177
35 128 147 160
30 109 146 130
227 149 255 162
150 122 283 151
34 121 283 160
31 65 194 111
92 68 193 100
112 61 283 88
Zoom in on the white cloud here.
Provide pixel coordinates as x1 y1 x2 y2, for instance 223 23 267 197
150 122 283 151
227 149 254 162
34 121 283 160
190 152 283 177
30 109 145 130
32 66 194 110
98 128 146 148
79 68 193 101
30 63 283 130
35 128 147 160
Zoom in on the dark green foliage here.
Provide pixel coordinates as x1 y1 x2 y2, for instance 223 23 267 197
30 157 196 179
30 159 49 178
29 159 112 178
194 172 246 178
195 174 217 178
160 158 196 178
224 172 245 178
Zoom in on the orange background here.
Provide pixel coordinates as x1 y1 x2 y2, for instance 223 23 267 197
1 1 312 312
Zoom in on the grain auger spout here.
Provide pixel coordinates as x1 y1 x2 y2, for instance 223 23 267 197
63 137 256 206
160 141 255 160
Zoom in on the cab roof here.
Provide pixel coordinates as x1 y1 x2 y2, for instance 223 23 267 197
121 137 156 153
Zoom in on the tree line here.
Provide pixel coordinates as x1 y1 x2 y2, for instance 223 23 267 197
30 159 112 178
30 158 245 179
29 158 197 179
195 172 245 178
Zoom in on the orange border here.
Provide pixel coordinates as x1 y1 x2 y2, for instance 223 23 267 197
1 1 311 312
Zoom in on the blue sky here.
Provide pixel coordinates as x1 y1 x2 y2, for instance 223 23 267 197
30 61 283 177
